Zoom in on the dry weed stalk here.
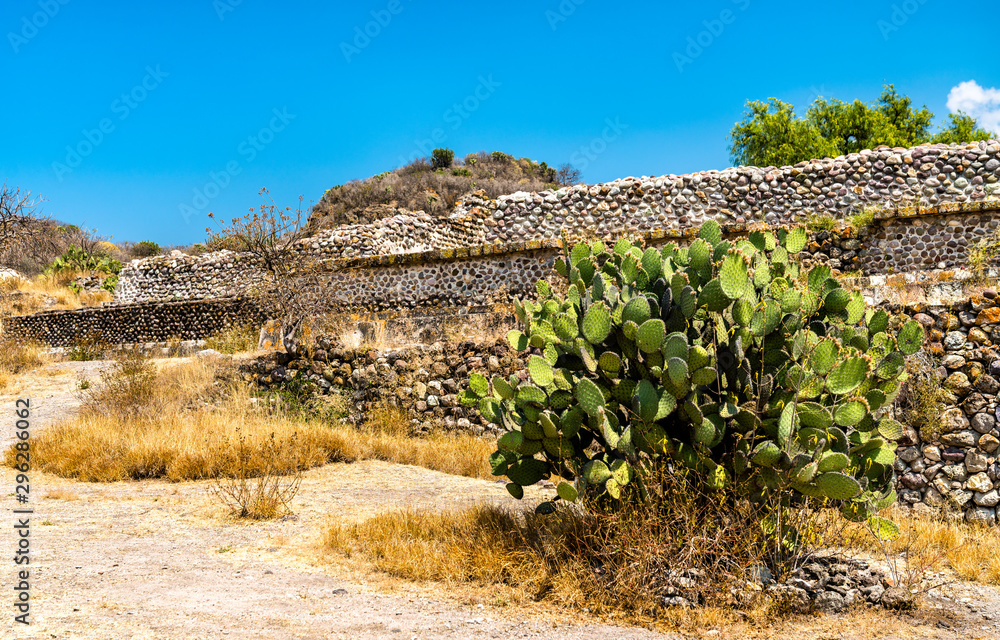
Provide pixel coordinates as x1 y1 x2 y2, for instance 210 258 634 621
211 429 304 519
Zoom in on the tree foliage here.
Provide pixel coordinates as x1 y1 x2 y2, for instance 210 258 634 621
729 85 998 167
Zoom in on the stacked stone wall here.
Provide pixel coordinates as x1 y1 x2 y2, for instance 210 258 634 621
2 298 262 347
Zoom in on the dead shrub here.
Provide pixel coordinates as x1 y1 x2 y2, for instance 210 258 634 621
211 430 304 519
205 323 260 354
80 348 157 419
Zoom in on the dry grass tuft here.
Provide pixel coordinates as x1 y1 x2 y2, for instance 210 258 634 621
837 506 1000 586
205 323 260 354
324 471 834 625
9 357 493 482
211 430 304 519
0 338 46 390
359 401 494 479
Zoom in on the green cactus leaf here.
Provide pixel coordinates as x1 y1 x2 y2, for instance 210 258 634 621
896 320 925 356
698 219 722 246
663 333 689 360
610 459 632 486
605 478 622 499
622 320 639 341
575 378 606 416
633 379 658 423
506 482 524 499
458 390 480 407
623 295 652 326
809 338 839 375
692 417 717 445
817 472 862 500
561 407 584 438
780 288 802 314
469 373 489 397
516 385 547 407
877 417 904 441
817 451 850 473
598 351 622 376
637 319 666 353
732 298 753 327
528 356 554 387
553 314 578 342
834 399 867 427
621 254 639 284
797 402 833 428
867 516 900 541
686 345 710 371
868 309 889 336
751 300 781 337
543 437 574 458
571 242 591 265
507 329 529 351
785 227 808 253
793 460 819 484
875 351 905 380
557 481 579 502
778 403 796 448
690 367 717 386
583 459 612 484
506 457 547 486
519 438 544 456
641 247 661 279
613 238 632 256
845 291 866 324
536 279 552 299
751 441 782 466
698 277 732 311
679 286 697 318
655 391 677 421
539 412 559 439
582 303 612 344
719 252 750 299
807 264 832 294
492 376 514 400
826 357 868 395
499 431 525 453
489 449 514 475
667 357 689 385
522 421 544 440
823 287 850 314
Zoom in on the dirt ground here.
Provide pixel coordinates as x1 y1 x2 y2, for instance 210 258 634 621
3 361 1000 640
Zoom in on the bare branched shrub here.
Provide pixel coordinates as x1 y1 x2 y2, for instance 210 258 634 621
211 430 304 519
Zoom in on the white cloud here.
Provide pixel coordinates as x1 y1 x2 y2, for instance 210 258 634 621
946 80 1000 134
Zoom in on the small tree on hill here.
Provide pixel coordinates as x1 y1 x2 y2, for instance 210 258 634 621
431 148 455 170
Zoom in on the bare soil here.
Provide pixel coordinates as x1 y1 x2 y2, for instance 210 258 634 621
2 362 1000 639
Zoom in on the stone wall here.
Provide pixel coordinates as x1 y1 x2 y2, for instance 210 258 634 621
112 141 1000 305
1 297 262 347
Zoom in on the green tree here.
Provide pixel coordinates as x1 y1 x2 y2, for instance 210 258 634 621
729 85 996 167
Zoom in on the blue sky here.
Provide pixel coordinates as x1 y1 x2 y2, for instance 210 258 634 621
2 0 999 246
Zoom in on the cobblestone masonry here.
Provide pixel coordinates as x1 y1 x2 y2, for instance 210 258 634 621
112 141 1000 305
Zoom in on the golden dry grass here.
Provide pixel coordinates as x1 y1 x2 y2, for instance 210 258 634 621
7 357 494 482
0 338 46 390
204 323 261 354
0 272 112 315
837 506 1000 585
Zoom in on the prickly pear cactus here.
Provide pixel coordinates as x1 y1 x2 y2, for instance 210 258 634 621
462 221 923 522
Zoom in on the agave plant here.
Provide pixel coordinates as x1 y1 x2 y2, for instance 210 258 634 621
462 220 923 525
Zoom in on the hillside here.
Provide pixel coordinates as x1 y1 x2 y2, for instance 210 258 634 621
307 150 579 231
